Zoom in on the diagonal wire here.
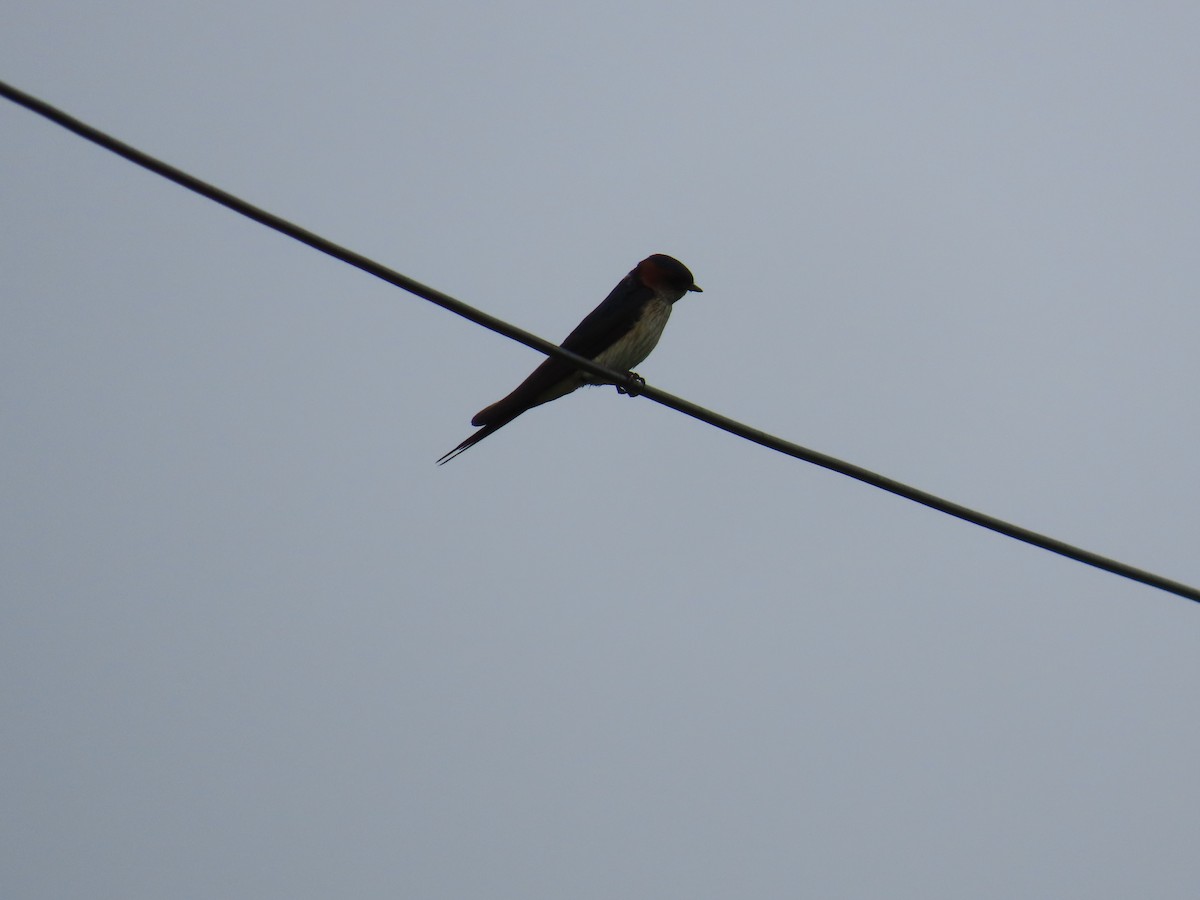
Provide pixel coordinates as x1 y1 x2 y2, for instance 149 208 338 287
3 78 1197 605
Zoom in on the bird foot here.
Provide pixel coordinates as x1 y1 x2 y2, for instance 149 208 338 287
616 372 645 397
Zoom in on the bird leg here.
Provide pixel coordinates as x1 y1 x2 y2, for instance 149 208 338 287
616 372 645 397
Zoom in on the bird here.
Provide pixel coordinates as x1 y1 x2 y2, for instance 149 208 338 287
437 253 702 464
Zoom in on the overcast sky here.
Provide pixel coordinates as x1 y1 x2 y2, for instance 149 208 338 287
4 2 1200 898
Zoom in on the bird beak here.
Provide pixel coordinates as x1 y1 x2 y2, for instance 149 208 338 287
688 284 703 293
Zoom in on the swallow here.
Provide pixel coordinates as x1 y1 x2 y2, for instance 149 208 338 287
437 253 701 464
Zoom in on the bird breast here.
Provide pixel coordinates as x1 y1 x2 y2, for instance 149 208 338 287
591 297 673 377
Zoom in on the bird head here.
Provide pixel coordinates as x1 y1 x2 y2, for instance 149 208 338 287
636 254 702 301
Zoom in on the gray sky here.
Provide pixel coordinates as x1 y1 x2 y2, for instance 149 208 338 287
4 2 1200 898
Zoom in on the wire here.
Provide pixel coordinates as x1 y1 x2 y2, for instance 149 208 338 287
3 78 1197 606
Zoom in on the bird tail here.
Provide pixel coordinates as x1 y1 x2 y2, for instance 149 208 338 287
437 365 581 464
435 410 521 465
436 425 494 465
469 385 541 428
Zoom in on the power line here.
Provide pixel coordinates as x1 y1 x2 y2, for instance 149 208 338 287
3 78 1197 606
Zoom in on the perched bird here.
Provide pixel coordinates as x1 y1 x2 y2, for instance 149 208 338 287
437 253 701 464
